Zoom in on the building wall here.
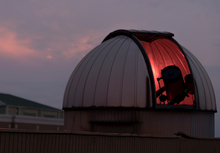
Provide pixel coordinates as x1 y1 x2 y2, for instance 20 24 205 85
5 106 63 119
64 109 214 137
0 114 63 131
0 130 220 153
0 106 5 114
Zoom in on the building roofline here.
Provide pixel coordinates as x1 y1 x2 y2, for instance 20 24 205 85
0 93 62 111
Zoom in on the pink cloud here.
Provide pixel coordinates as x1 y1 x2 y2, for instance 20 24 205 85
0 27 38 59
63 34 102 59
46 55 53 59
0 27 59 63
0 25 104 64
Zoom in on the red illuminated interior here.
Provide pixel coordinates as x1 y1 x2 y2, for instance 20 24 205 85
140 39 194 106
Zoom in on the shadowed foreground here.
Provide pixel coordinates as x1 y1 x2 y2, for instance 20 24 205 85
0 129 219 153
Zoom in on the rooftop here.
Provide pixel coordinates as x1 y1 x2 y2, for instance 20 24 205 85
0 93 61 111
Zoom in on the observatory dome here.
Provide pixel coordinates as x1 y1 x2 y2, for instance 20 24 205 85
63 29 216 112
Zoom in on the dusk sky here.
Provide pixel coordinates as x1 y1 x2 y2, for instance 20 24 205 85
0 0 220 136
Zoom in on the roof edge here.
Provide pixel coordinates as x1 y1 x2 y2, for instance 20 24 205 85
102 29 174 43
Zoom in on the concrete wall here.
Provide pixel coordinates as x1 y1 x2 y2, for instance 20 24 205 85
64 109 214 137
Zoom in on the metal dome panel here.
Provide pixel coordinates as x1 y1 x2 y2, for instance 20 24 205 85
181 46 216 111
63 36 152 108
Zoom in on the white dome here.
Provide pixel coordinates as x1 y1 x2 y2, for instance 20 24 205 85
63 29 216 111
63 35 152 108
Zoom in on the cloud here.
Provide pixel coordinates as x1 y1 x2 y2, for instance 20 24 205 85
46 55 53 59
63 37 95 59
59 32 103 61
0 27 37 59
0 26 62 65
0 25 100 64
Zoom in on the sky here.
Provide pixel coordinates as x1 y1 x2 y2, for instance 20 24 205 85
0 0 220 136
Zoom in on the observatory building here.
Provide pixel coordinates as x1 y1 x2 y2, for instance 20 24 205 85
63 30 216 137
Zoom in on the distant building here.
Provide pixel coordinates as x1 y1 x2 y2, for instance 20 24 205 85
0 93 63 130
